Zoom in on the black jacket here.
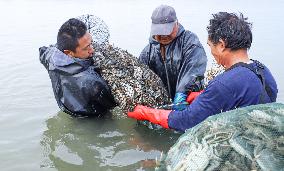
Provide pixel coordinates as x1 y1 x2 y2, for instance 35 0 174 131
139 24 207 99
39 46 117 117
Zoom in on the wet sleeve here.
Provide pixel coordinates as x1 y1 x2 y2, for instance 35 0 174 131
39 46 50 69
168 80 235 132
138 44 150 65
176 33 207 93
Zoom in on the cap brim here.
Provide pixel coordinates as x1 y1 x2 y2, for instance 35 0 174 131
150 21 176 36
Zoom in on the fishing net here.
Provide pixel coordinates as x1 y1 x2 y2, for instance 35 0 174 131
77 14 110 50
156 103 284 171
77 14 172 118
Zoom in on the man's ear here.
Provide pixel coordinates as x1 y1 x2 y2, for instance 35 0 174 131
63 50 74 57
219 39 226 52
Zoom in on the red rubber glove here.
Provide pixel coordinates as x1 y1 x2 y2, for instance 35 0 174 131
186 90 204 104
127 105 171 129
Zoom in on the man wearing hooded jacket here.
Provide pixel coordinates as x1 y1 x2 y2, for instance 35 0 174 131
39 18 117 117
139 5 207 110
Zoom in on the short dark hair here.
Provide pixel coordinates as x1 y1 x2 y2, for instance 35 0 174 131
207 12 252 50
57 18 87 52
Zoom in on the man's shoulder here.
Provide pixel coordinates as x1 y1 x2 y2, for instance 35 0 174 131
214 66 259 88
178 30 202 48
139 44 151 61
180 29 198 38
204 68 254 98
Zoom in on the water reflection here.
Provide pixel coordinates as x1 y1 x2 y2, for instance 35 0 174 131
40 110 180 170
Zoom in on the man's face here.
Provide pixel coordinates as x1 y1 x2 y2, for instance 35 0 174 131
154 23 178 45
72 32 94 59
207 39 223 65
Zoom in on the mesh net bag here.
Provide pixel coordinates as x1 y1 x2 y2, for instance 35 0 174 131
157 103 284 171
77 14 110 50
77 14 172 118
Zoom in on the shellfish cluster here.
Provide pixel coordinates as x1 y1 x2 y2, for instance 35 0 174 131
93 44 172 115
78 14 172 117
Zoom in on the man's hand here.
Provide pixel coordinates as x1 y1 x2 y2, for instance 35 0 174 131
173 90 204 111
186 90 204 104
173 92 187 111
127 105 171 129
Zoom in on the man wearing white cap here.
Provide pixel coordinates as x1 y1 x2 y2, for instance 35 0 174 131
139 4 207 111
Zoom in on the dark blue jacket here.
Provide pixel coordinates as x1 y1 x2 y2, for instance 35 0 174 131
139 24 207 99
39 46 117 117
168 61 278 132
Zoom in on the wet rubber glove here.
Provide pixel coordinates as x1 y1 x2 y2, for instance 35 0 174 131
173 92 188 111
186 90 204 104
127 105 171 129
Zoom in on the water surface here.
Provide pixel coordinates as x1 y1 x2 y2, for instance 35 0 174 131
0 0 283 170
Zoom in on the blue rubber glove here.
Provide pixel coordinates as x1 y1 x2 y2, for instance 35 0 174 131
173 92 188 111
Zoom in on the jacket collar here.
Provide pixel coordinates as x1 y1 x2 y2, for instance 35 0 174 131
48 46 94 74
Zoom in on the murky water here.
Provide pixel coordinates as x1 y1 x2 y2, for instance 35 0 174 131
40 111 180 171
0 0 283 170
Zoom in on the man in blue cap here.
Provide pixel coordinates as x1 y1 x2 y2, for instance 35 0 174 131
139 4 207 111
